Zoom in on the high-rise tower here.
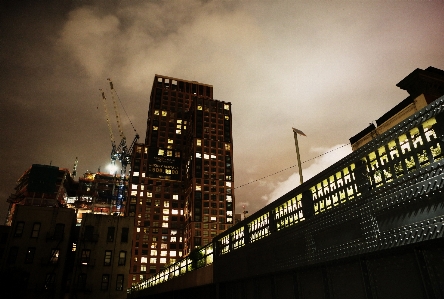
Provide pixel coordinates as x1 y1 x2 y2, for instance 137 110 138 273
127 75 234 285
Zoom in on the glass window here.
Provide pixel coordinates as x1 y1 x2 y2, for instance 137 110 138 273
118 251 126 266
101 274 110 290
107 227 115 242
78 274 87 290
14 221 24 237
54 223 65 240
25 247 36 264
121 227 129 243
104 250 112 266
116 274 124 291
50 249 60 264
31 223 41 238
81 249 91 264
7 246 18 264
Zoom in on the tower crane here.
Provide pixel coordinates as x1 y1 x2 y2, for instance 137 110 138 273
100 79 139 213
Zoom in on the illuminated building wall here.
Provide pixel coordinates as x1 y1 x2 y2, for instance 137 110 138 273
350 66 444 150
127 75 234 285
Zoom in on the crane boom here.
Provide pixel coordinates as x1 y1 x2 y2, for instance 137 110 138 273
99 79 139 213
100 89 116 148
108 78 125 140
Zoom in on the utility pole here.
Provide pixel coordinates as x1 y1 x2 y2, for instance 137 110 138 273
292 127 306 185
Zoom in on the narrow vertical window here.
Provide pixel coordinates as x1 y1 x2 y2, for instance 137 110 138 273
84 225 94 241
45 273 56 290
81 249 91 264
118 251 126 266
104 250 112 266
54 223 65 240
78 274 87 290
7 246 18 264
101 274 110 290
116 274 124 291
25 247 36 264
107 227 115 242
31 223 41 238
121 227 129 243
50 249 60 264
14 221 24 237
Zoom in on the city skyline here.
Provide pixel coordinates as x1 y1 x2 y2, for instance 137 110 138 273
2 0 444 222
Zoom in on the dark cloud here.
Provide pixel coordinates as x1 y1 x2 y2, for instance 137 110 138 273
1 0 444 219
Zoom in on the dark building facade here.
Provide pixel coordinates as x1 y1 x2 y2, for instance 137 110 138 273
127 75 235 285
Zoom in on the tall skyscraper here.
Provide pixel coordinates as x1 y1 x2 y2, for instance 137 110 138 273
127 75 235 285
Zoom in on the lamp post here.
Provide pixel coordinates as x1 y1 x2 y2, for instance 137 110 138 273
292 127 306 185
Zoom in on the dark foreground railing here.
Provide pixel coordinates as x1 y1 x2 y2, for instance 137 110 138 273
130 95 444 294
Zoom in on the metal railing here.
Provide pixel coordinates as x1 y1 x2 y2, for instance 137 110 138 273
130 96 444 293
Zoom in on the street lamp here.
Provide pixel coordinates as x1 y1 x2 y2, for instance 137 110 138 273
292 127 306 185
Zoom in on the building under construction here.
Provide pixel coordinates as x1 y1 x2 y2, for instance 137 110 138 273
6 164 130 225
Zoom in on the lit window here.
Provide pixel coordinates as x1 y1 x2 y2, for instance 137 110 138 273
196 153 202 158
163 209 169 214
158 149 164 155
176 130 181 134
118 251 126 266
140 265 146 272
162 223 168 228
162 111 167 116
50 249 60 264
150 258 157 263
161 251 167 256
153 126 158 130
104 250 112 266
160 258 166 263
224 104 229 110
225 144 230 151
226 211 233 216
147 192 152 197
173 194 179 200
168 139 173 144
141 256 148 263
211 154 216 159
177 119 182 124
171 237 176 242
197 105 202 110
154 110 159 115
226 182 231 187
163 216 169 221
197 139 202 146
226 196 232 202
196 186 201 191
204 154 209 159
172 209 179 215
225 115 230 120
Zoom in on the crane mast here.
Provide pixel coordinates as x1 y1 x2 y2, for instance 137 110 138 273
100 79 139 213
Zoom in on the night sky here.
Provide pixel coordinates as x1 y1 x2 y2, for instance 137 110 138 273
1 0 444 221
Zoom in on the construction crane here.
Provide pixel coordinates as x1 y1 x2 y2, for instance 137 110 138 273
100 79 139 212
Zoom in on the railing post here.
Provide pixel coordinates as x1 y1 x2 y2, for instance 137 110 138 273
244 223 250 245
